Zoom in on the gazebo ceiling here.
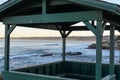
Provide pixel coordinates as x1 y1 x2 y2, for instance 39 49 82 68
0 0 120 30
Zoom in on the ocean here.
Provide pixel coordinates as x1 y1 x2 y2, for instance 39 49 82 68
0 38 120 71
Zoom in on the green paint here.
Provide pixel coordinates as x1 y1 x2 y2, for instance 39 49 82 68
60 30 72 61
3 11 102 24
42 0 47 15
83 20 103 80
96 20 103 80
4 25 16 71
0 0 21 12
3 71 77 80
83 21 97 35
4 24 10 71
12 61 120 80
102 21 107 34
110 25 115 75
62 37 66 61
68 0 120 15
6 25 16 36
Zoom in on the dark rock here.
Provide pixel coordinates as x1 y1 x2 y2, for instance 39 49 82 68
88 44 96 49
40 54 52 57
66 52 82 56
88 41 110 49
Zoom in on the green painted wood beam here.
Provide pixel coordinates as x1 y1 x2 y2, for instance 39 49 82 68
96 20 103 80
4 24 16 71
4 24 10 71
102 21 107 34
83 21 97 35
3 71 77 80
6 25 16 36
59 30 72 61
3 11 103 24
62 37 66 61
19 24 114 31
109 25 115 75
0 0 71 13
65 31 72 38
59 30 66 61
68 0 120 15
0 0 21 12
42 0 47 15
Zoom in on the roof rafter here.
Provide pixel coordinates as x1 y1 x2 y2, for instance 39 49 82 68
68 0 120 15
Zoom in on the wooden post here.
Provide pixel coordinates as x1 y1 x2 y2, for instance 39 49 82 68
96 20 103 80
4 24 10 71
110 25 115 75
4 24 16 71
62 37 66 61
59 29 72 61
62 30 66 61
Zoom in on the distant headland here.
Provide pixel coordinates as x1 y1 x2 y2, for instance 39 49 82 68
0 36 116 41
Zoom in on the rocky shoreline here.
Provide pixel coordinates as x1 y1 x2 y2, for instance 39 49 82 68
87 41 110 49
87 41 120 50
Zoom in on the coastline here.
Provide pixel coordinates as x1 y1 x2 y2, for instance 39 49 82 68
0 36 111 41
0 37 120 72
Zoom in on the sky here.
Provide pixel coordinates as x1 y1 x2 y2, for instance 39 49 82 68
0 0 120 37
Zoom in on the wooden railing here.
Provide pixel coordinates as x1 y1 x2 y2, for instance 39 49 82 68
2 61 120 80
14 61 63 76
2 71 78 80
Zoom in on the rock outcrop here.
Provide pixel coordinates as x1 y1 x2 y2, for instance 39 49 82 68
88 41 110 49
66 52 82 56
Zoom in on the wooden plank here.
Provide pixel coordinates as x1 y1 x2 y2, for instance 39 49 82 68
45 66 50 75
68 0 119 14
83 21 97 35
3 11 103 24
2 71 78 80
52 64 57 75
38 67 44 74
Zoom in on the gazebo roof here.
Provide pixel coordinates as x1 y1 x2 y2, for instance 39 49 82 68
0 0 120 30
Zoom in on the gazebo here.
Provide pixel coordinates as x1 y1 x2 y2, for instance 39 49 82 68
0 0 120 80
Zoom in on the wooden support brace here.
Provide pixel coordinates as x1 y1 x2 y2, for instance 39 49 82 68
83 21 97 35
65 31 72 38
6 25 16 36
83 20 109 80
60 30 72 61
58 26 72 38
102 21 107 34
58 26 72 61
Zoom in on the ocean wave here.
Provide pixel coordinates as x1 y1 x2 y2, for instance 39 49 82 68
9 53 39 59
0 49 47 60
45 43 59 46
